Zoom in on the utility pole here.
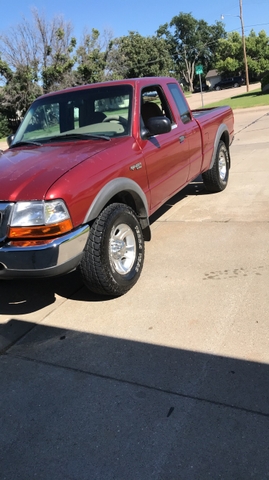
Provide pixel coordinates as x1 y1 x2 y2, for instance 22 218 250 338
239 0 250 92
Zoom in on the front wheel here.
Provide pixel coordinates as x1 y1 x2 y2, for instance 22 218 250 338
202 140 229 193
80 203 145 296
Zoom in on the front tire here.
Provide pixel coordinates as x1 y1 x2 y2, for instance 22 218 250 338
202 140 229 193
80 203 145 296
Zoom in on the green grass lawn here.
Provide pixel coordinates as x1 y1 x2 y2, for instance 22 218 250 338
205 89 269 109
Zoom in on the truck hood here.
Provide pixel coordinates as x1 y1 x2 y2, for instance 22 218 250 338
0 141 112 201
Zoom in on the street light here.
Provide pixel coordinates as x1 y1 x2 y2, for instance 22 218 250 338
221 0 250 92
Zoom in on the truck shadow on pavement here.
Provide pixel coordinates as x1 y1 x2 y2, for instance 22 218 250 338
0 269 108 315
0 178 206 315
1 319 269 479
150 175 205 223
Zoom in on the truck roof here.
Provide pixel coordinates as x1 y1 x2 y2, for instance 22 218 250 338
37 77 178 99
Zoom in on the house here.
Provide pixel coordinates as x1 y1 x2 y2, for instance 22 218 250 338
206 69 222 90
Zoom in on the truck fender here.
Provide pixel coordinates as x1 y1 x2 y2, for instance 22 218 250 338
83 177 151 240
209 124 231 170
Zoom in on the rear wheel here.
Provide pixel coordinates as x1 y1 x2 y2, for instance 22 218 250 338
80 203 145 296
202 140 229 193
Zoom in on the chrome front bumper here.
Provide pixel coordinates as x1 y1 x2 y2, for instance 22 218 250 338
0 224 89 278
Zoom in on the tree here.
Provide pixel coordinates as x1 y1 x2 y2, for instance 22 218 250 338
215 29 269 81
0 59 14 135
246 30 269 80
105 31 173 80
75 29 108 85
0 10 77 131
157 13 226 91
0 9 77 93
32 9 77 92
0 64 42 133
215 31 243 76
0 15 39 72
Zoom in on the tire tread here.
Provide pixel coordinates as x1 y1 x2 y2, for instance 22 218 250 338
80 203 144 296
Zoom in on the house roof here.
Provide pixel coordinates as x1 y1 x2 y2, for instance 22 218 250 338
206 69 220 79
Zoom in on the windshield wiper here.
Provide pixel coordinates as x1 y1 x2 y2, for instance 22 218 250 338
47 133 111 142
10 140 43 148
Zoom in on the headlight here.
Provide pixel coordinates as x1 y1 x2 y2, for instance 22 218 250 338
11 200 70 226
9 200 73 239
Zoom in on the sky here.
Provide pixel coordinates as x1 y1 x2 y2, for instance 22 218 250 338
0 0 268 41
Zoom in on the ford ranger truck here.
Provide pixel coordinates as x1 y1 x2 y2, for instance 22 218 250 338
0 77 234 296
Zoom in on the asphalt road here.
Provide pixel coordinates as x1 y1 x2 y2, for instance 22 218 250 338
1 103 269 479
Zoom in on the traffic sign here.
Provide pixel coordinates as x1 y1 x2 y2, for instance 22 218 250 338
195 65 203 75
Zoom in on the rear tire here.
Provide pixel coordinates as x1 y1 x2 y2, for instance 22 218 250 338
80 203 145 296
202 140 229 193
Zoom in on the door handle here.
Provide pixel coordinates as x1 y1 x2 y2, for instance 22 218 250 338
179 135 185 143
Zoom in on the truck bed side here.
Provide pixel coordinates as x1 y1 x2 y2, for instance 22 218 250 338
192 106 234 172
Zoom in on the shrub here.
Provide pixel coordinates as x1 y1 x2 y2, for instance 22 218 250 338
0 115 10 138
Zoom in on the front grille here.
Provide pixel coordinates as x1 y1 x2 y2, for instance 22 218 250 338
0 203 14 244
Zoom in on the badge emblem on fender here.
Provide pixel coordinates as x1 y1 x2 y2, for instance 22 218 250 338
130 162 142 171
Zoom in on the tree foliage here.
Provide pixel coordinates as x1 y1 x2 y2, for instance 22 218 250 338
246 30 269 79
0 65 42 133
215 32 243 76
75 29 107 84
215 29 269 80
106 32 174 80
157 13 226 91
32 9 77 92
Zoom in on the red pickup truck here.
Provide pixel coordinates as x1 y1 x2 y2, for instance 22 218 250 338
0 77 234 296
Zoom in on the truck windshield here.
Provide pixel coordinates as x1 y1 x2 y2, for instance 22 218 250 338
13 85 133 145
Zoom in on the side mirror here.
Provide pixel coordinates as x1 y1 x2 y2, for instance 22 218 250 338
141 116 171 139
7 134 15 147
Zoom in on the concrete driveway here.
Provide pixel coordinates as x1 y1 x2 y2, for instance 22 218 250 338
1 105 269 479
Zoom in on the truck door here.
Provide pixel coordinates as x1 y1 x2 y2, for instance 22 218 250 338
167 82 203 181
139 86 192 211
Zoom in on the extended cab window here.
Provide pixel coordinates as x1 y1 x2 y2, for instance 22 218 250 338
141 86 174 128
16 85 133 144
167 83 191 124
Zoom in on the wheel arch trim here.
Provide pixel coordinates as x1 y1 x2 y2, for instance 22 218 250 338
209 124 230 170
83 177 150 228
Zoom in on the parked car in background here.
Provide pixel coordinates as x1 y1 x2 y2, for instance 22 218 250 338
214 76 245 91
193 83 209 93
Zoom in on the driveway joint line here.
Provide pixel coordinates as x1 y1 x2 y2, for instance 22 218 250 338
5 352 269 419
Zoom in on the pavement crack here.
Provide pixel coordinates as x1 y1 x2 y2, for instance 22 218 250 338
5 352 269 420
0 324 37 355
234 112 269 136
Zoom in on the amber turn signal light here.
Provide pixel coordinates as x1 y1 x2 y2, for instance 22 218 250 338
8 219 73 239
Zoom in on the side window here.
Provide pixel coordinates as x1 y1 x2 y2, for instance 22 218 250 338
168 83 191 124
141 86 174 127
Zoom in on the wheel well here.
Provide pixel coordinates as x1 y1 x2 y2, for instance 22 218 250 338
108 191 136 212
97 190 151 241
